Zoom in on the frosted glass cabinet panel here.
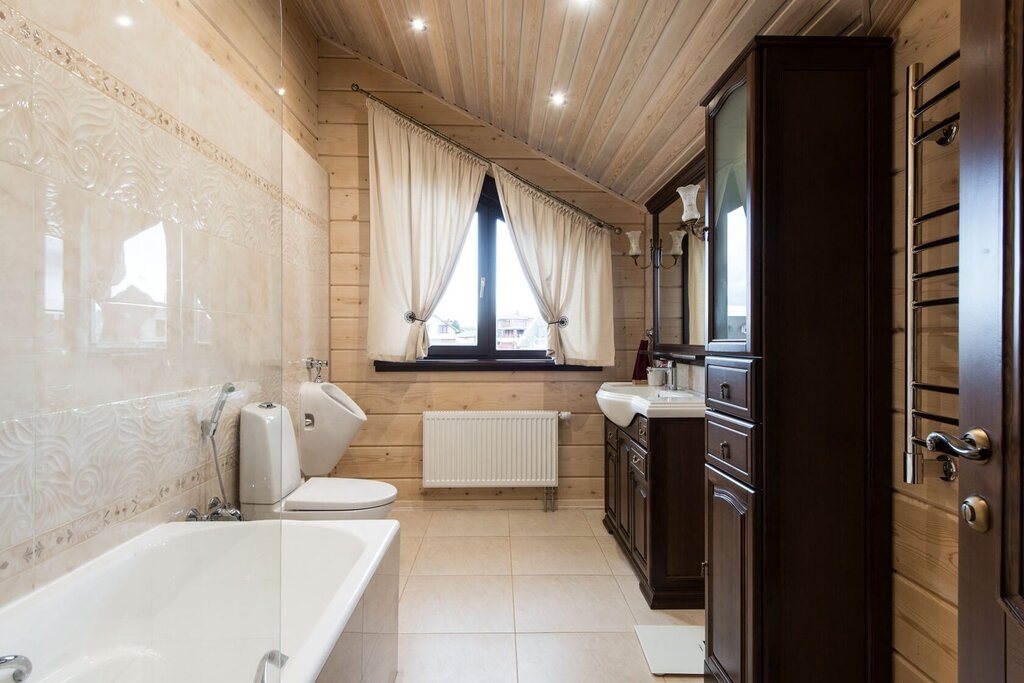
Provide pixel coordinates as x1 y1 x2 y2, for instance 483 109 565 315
709 81 751 349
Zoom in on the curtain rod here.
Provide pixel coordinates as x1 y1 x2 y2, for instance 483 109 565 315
350 83 624 236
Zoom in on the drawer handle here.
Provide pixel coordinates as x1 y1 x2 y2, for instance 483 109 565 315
719 382 730 399
639 424 647 436
631 454 642 466
719 441 730 460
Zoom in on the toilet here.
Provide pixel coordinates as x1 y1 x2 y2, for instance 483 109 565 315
239 382 397 520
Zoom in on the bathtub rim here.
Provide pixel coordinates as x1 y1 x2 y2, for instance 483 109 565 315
0 518 400 683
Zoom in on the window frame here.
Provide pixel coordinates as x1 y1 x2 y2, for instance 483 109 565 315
425 176 549 362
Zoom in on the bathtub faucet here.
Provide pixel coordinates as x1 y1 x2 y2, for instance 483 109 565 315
0 654 31 682
186 496 243 522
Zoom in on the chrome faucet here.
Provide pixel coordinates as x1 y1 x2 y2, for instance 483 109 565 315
0 655 32 682
665 361 678 391
187 496 243 522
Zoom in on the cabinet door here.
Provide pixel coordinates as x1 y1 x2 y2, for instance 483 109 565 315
706 56 757 355
604 441 618 526
617 437 631 539
629 470 650 571
705 465 758 683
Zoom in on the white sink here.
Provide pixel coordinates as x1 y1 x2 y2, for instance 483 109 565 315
595 382 705 428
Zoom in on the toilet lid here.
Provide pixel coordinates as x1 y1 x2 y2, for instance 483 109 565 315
284 477 397 511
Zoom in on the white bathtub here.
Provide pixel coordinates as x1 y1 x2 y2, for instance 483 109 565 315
0 520 399 682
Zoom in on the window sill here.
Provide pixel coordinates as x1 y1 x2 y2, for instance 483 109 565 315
373 359 602 372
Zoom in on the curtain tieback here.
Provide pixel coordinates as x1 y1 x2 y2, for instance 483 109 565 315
404 311 427 324
547 316 569 328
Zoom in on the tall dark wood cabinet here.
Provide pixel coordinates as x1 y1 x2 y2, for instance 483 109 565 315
701 37 892 683
603 415 705 608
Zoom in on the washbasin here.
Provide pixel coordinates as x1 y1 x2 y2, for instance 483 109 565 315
596 382 705 427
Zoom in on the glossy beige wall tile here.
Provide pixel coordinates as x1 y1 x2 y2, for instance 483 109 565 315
0 0 327 607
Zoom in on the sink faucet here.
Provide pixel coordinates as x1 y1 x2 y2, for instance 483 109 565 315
665 361 678 391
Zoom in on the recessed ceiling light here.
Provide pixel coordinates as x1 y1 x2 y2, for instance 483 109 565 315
411 17 427 32
550 92 567 106
277 87 286 96
115 15 133 27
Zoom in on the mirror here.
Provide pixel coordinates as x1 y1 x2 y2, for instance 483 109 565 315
644 154 707 357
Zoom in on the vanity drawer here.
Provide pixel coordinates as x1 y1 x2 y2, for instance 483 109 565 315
628 442 648 481
705 412 758 485
705 357 758 421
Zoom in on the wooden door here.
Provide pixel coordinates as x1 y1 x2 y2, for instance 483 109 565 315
957 1 1024 679
617 437 630 539
705 465 758 683
629 468 649 570
604 441 618 528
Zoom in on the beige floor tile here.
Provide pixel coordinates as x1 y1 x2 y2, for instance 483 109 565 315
513 575 635 633
425 510 510 537
411 537 511 575
399 575 514 633
582 508 609 536
509 510 593 536
397 634 517 683
399 574 409 598
614 574 705 627
389 510 434 537
516 632 661 682
399 534 424 576
596 535 637 576
511 536 611 575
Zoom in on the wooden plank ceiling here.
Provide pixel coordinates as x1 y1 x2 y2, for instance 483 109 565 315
294 0 904 204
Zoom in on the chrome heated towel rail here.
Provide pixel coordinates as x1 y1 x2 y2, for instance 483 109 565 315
903 51 962 485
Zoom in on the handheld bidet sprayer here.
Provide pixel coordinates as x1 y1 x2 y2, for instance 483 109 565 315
202 382 235 439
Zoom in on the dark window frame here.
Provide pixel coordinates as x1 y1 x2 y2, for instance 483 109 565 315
374 176 601 372
425 176 548 362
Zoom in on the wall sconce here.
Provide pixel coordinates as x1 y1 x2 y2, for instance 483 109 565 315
627 229 685 270
677 184 707 241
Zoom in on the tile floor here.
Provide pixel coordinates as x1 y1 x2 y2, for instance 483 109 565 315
387 508 706 683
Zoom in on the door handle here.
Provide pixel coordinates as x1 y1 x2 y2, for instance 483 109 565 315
925 428 991 462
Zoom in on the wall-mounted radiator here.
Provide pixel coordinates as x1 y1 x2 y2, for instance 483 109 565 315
422 411 563 500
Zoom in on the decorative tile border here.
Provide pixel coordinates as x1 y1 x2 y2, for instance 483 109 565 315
0 1 327 230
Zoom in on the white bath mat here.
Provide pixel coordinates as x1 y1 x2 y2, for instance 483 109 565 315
635 624 706 675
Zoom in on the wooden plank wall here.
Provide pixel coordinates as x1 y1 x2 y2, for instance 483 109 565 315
889 0 960 680
154 0 319 156
319 42 647 508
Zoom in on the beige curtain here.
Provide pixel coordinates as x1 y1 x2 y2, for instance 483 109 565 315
492 166 615 366
366 100 488 361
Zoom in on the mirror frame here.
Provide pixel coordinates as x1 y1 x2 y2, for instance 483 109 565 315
643 151 707 363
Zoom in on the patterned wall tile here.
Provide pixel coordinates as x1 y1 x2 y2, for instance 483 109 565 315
0 33 31 168
0 417 34 548
0 163 37 421
0 0 326 604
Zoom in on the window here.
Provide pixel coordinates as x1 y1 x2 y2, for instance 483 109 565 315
427 176 549 361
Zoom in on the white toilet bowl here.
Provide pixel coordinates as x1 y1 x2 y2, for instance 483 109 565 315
239 397 397 521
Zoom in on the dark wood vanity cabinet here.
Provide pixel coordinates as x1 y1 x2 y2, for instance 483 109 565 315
702 38 892 683
603 415 704 608
705 465 758 683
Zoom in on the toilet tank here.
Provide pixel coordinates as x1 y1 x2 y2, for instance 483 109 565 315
239 402 302 505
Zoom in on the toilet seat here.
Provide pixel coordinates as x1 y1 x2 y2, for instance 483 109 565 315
284 477 398 512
